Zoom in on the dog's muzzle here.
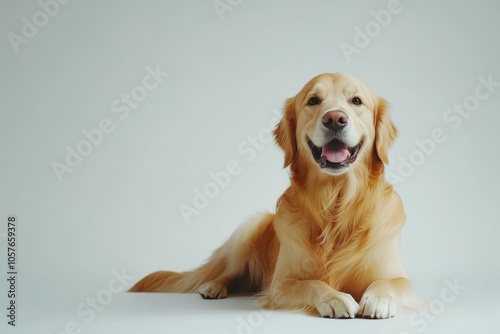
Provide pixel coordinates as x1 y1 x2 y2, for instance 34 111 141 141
308 138 362 170
307 110 362 171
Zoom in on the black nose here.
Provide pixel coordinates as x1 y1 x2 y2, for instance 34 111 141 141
322 111 348 132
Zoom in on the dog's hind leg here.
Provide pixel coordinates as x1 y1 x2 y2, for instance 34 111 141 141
130 213 276 299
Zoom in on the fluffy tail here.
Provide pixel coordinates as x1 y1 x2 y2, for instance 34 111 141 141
129 213 277 293
128 268 211 293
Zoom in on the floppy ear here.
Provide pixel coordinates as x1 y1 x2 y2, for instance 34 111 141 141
374 97 398 165
273 97 297 168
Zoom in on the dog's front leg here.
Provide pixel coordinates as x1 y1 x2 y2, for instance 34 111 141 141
358 277 413 319
270 278 359 318
267 212 359 318
266 235 359 317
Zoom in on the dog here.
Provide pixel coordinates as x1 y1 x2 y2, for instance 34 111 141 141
130 73 422 319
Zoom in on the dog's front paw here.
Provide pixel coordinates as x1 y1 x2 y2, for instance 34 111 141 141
198 282 227 299
358 292 396 319
316 292 359 318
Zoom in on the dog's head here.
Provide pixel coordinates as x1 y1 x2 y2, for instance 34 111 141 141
274 73 397 176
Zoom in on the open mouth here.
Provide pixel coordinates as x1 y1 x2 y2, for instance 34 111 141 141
308 138 361 170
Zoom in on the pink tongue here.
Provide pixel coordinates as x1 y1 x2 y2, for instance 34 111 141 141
322 144 349 163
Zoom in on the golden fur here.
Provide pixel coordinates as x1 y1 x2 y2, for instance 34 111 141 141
130 73 422 318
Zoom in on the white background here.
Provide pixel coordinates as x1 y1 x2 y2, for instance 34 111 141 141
1 0 499 333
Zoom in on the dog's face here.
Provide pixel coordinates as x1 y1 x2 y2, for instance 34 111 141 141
274 73 397 176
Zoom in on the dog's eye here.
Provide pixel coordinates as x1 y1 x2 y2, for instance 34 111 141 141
307 97 320 106
352 97 362 105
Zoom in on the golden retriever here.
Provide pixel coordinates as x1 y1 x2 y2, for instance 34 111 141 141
130 73 422 319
